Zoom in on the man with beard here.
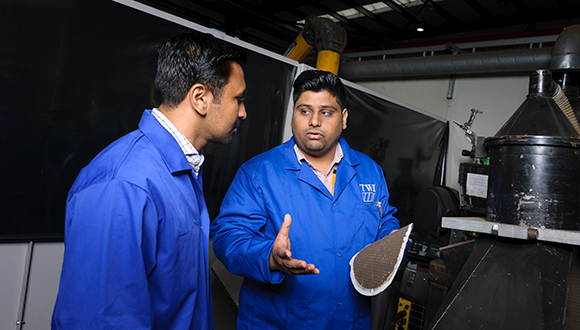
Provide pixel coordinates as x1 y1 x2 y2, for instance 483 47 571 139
211 69 400 329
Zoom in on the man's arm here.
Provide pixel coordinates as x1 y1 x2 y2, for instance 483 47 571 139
53 180 156 329
376 168 401 240
212 165 319 283
269 214 319 275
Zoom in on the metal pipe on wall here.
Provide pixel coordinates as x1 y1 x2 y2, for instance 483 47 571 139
338 47 553 80
339 24 580 81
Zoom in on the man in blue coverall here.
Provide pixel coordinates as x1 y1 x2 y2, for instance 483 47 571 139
211 70 400 329
51 31 247 329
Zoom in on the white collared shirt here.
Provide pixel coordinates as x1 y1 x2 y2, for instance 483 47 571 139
294 142 343 194
151 108 204 176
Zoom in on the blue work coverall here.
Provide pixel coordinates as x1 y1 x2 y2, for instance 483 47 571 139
52 110 212 329
211 137 400 329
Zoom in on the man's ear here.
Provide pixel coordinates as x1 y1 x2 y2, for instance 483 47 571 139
188 83 211 116
342 108 348 130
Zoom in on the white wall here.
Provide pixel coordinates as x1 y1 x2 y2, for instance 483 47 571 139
22 243 65 330
0 243 29 330
358 78 451 120
0 242 64 330
358 73 530 191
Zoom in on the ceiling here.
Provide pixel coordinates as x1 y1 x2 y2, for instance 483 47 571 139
136 0 580 59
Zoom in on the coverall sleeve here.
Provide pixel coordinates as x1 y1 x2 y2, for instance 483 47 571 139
211 165 285 284
376 167 401 241
52 179 158 329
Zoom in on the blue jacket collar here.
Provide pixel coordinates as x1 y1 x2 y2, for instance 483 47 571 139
138 109 192 174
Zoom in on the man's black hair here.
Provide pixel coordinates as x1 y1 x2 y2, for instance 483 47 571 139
154 31 247 107
292 70 347 110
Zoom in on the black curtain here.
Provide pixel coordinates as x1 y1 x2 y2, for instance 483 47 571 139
343 87 448 227
0 0 291 239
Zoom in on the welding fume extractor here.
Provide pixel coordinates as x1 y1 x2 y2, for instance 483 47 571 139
284 14 347 75
432 25 580 330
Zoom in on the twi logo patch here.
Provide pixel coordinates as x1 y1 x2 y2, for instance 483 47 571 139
359 184 376 202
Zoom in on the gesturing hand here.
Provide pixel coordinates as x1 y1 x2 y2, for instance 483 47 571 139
268 214 320 275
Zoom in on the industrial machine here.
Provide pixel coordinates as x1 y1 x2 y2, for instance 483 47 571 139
431 25 580 330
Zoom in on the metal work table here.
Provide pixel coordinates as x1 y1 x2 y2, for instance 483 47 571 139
442 216 580 246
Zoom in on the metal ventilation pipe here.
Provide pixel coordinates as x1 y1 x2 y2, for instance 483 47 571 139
338 25 580 80
550 24 580 70
338 47 553 80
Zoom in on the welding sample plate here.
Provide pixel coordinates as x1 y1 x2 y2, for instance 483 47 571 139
350 224 413 296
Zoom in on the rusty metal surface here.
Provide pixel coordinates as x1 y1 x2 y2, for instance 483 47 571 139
485 137 580 230
484 135 580 148
442 217 580 246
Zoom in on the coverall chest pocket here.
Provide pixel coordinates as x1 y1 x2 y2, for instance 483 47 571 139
353 203 381 248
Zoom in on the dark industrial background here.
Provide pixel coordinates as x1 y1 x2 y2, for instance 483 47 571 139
135 0 580 59
1 1 580 330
